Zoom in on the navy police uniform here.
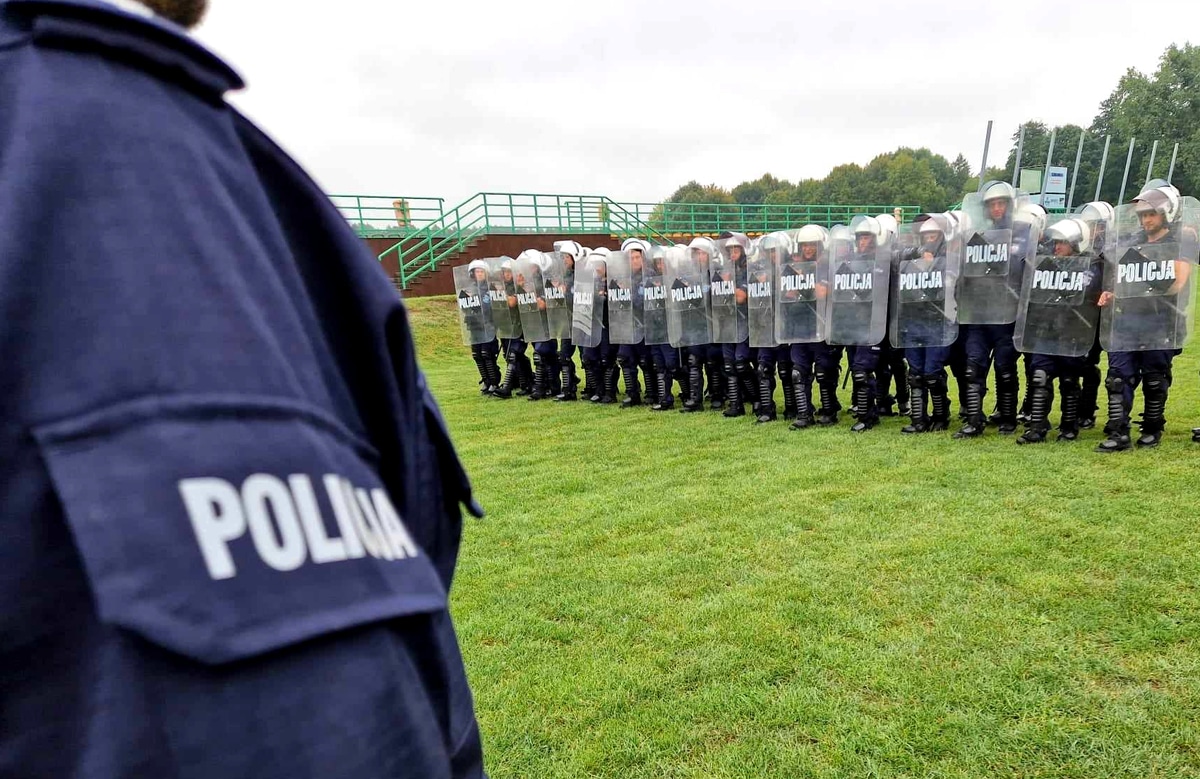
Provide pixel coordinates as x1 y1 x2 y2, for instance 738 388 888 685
0 2 485 776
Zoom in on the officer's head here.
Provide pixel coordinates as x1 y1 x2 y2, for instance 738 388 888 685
760 232 790 265
689 237 717 266
138 0 209 28
468 259 489 282
1133 189 1171 234
917 216 944 251
500 260 514 282
981 181 1015 223
1045 218 1089 257
1076 201 1114 251
723 233 750 264
622 239 650 272
794 225 825 260
851 216 880 253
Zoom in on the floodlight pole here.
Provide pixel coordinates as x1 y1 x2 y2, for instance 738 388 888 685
1167 142 1180 184
1094 135 1111 201
1067 130 1086 211
1143 139 1159 188
978 120 993 192
1011 124 1026 188
1041 129 1057 206
1118 137 1136 204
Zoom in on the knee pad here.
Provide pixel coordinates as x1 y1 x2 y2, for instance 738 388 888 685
964 363 986 383
815 370 829 384
1104 373 1126 393
1143 371 1169 393
925 372 948 391
777 361 793 380
996 369 1018 387
687 353 702 369
756 362 773 381
1031 368 1050 388
734 360 752 375
617 355 632 369
1059 375 1080 393
852 370 870 384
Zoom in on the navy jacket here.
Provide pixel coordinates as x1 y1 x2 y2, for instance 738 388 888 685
0 1 485 776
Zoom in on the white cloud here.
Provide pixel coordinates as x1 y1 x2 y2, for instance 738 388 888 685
193 0 1200 207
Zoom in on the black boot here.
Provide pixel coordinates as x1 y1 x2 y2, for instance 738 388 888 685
893 356 910 416
994 367 1019 434
723 361 745 417
473 352 492 395
555 360 578 401
901 373 928 434
493 358 520 399
927 371 951 431
681 355 705 413
1079 361 1101 429
707 360 726 410
651 365 675 411
1018 358 1034 425
584 363 601 403
755 363 777 423
528 354 550 401
599 363 618 404
1057 375 1081 441
619 357 642 408
849 371 877 432
1016 368 1052 444
789 369 815 429
515 354 534 397
778 362 798 420
876 358 896 417
1136 371 1169 448
1096 374 1132 452
675 367 691 405
641 359 659 407
739 360 761 413
953 366 986 438
815 369 840 426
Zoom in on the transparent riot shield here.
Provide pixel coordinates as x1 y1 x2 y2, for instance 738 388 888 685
571 256 604 349
643 246 669 346
1100 197 1200 352
710 238 749 344
666 245 711 348
513 252 550 344
775 237 828 344
453 264 496 346
890 217 959 349
1013 217 1102 357
827 235 891 346
748 232 786 348
605 249 644 345
955 191 1034 325
540 251 573 340
485 256 522 339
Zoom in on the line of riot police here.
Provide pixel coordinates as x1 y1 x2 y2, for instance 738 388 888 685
455 181 1200 451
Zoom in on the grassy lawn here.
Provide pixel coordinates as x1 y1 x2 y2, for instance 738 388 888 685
408 294 1200 778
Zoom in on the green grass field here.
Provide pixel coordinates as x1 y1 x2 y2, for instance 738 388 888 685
409 295 1200 778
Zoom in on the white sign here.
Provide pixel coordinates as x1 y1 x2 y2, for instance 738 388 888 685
1033 193 1066 209
1044 166 1068 194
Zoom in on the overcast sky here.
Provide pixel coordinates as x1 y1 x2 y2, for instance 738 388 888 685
193 1 1198 207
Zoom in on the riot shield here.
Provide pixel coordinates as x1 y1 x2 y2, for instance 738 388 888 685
1100 197 1200 352
1014 217 1102 357
643 247 670 346
513 252 551 344
605 249 644 345
748 232 786 348
890 217 959 349
826 235 890 346
571 256 604 349
666 245 712 348
955 191 1033 325
485 256 522 339
710 237 750 344
453 264 495 346
776 228 829 344
541 251 573 340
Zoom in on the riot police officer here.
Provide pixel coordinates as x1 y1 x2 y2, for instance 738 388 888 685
713 232 756 416
492 257 535 399
459 259 501 393
679 237 719 413
553 240 583 401
615 238 654 408
1096 187 1196 451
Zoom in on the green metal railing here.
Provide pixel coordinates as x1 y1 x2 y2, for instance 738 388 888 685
380 193 675 288
366 192 923 289
330 194 445 237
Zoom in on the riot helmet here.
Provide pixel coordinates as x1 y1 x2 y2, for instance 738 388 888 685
1045 218 1091 256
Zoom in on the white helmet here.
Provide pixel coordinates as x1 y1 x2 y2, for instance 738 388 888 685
1132 188 1173 218
688 236 718 262
1017 202 1047 233
1045 218 1091 253
1076 200 1115 223
517 248 542 264
721 232 751 258
591 246 611 257
1149 185 1181 221
981 180 1017 203
466 259 489 273
918 216 944 235
621 238 651 255
555 240 584 259
499 258 514 271
874 213 899 244
794 224 826 246
851 215 882 238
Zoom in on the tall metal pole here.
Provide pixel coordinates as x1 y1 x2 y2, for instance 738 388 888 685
978 120 993 192
1041 129 1057 206
1167 142 1180 183
1143 139 1159 188
1011 124 1026 188
1067 130 1086 211
1118 137 1136 204
1094 135 1112 201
